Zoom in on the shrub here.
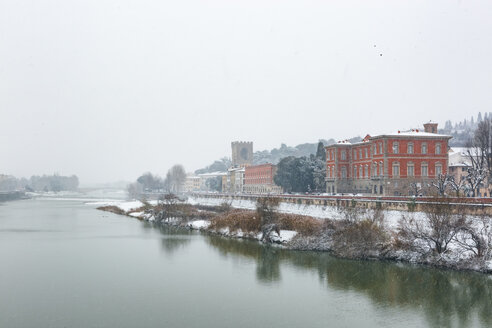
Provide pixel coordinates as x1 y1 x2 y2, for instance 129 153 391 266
332 219 389 258
256 197 280 226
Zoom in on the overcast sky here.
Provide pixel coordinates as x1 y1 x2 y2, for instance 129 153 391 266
1 0 491 184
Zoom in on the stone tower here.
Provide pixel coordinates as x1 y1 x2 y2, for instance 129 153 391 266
231 141 253 167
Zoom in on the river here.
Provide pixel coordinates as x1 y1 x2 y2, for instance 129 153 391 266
1 192 491 328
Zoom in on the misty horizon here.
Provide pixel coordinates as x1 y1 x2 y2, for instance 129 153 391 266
2 0 491 184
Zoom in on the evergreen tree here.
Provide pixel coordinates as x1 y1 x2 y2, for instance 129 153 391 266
478 112 483 122
315 141 326 161
444 120 452 130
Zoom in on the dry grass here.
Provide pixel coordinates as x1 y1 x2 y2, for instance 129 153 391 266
153 203 216 220
209 210 261 233
277 214 323 236
208 209 324 236
97 205 126 216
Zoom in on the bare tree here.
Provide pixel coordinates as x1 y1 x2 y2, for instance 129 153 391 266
431 174 451 196
127 182 143 199
256 197 280 226
465 119 492 196
472 118 492 173
409 181 423 197
448 175 467 197
464 166 487 197
454 215 492 259
256 197 281 242
398 201 465 255
166 164 186 193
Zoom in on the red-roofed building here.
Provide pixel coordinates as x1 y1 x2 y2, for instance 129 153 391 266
325 122 452 196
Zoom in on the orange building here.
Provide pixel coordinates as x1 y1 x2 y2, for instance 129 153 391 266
325 122 452 196
244 164 282 194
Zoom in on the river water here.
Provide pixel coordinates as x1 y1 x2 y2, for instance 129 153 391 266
1 193 491 328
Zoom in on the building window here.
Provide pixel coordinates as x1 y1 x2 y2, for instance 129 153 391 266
436 163 442 176
359 149 363 159
392 142 399 154
341 167 347 178
421 143 427 154
359 165 363 178
353 150 357 160
436 143 441 155
372 163 377 177
374 144 377 155
379 162 383 177
365 148 368 158
407 163 414 177
353 166 357 178
421 163 428 177
341 150 346 160
392 162 400 177
364 165 368 178
408 143 414 154
379 143 383 154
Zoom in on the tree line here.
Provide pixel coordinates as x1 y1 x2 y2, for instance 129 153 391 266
0 174 79 192
127 164 186 199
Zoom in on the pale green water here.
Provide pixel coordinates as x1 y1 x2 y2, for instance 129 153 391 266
0 195 491 328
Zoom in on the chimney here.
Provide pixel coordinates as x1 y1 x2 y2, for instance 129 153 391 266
423 121 438 133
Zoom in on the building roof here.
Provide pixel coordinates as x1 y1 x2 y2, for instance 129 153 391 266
448 147 475 167
325 126 452 149
372 130 451 139
197 171 228 177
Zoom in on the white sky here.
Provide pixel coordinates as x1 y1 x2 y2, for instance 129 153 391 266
1 0 491 184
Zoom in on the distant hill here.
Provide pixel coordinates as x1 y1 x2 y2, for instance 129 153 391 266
439 112 490 147
195 113 485 174
194 137 361 174
253 137 362 165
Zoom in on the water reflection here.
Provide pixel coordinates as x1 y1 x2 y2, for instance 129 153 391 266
203 234 492 328
207 236 282 283
142 222 192 255
148 223 492 328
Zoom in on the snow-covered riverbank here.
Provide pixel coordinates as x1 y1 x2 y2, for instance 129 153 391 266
90 199 299 244
93 196 492 274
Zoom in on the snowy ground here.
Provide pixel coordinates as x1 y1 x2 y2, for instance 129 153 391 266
89 196 426 232
187 195 426 231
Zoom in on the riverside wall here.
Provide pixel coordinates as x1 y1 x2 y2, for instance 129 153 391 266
190 193 492 216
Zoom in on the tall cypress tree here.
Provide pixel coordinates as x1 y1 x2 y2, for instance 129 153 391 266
315 141 326 161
